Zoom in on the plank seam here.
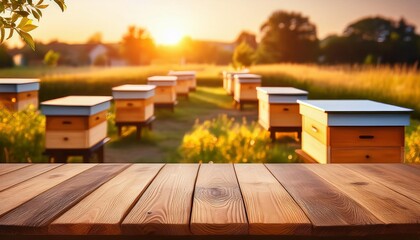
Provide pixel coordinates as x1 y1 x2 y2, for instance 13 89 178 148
342 165 420 204
0 164 32 176
188 163 202 235
0 164 63 193
232 163 250 234
263 164 315 230
119 164 166 228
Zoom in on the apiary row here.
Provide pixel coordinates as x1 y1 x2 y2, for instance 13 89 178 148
222 70 412 163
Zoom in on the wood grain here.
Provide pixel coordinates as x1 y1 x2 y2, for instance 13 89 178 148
330 147 403 163
122 164 199 236
190 164 247 235
0 164 95 218
234 164 311 235
0 164 31 176
49 164 163 235
329 127 404 147
0 164 61 192
307 164 420 234
0 164 129 234
343 164 420 204
266 164 383 236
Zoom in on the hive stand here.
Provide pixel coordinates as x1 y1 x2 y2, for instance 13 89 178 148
233 99 258 111
44 137 110 163
116 116 155 140
269 127 302 142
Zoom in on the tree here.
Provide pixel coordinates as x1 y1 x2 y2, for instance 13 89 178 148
256 10 318 63
235 31 257 49
87 32 103 44
43 49 60 67
0 0 66 50
0 43 13 68
322 16 420 64
232 41 255 68
121 26 155 65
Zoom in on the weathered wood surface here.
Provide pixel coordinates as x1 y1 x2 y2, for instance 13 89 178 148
0 163 418 238
191 164 247 235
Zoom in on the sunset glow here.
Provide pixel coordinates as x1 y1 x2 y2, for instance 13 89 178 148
154 28 185 45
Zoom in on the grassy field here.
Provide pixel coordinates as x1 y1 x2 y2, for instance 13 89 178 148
0 64 419 163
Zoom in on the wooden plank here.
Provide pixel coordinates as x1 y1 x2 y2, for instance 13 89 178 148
307 164 420 234
408 164 420 170
122 164 199 236
343 164 420 204
266 164 383 236
0 164 129 234
0 164 61 192
0 164 95 218
234 164 311 235
49 164 164 235
0 164 31 176
190 164 247 235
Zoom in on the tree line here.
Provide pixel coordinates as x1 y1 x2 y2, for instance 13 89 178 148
233 11 420 67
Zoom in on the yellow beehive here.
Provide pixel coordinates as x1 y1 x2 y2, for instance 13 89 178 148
168 71 196 93
0 78 40 111
147 76 177 105
112 84 156 123
298 100 412 164
41 96 112 149
257 87 308 130
233 74 261 103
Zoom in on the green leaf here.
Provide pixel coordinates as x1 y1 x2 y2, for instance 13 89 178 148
7 28 14 40
0 28 5 43
18 30 35 50
20 24 37 32
15 10 30 17
11 13 20 23
53 0 66 11
32 9 40 20
0 4 5 13
17 17 30 28
36 4 48 9
28 0 33 5
37 0 44 6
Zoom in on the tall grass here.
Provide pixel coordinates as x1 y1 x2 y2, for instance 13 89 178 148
251 64 420 118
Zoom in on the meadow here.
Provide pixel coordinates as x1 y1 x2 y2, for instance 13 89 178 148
0 64 419 163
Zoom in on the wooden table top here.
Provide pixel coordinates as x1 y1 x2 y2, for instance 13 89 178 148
0 163 419 238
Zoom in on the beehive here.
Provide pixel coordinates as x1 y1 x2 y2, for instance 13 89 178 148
112 84 155 123
41 96 112 149
298 100 412 164
233 74 261 103
222 70 249 95
168 71 196 93
257 87 308 130
147 76 177 105
0 78 40 111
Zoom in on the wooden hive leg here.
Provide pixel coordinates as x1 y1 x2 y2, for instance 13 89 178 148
148 122 153 130
270 130 276 142
54 152 67 163
97 145 104 163
240 102 244 111
136 125 142 140
82 151 91 163
297 131 302 142
117 125 123 137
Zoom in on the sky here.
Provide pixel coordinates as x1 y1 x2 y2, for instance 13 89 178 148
8 0 420 47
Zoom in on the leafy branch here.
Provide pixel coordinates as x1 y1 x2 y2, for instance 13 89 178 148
0 0 66 50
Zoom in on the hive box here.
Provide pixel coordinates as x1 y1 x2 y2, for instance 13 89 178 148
233 74 261 103
257 87 308 130
147 76 177 105
298 100 412 164
168 71 196 93
0 78 40 111
112 84 155 123
222 70 249 95
41 96 112 149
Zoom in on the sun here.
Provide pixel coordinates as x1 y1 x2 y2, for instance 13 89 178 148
155 28 184 45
